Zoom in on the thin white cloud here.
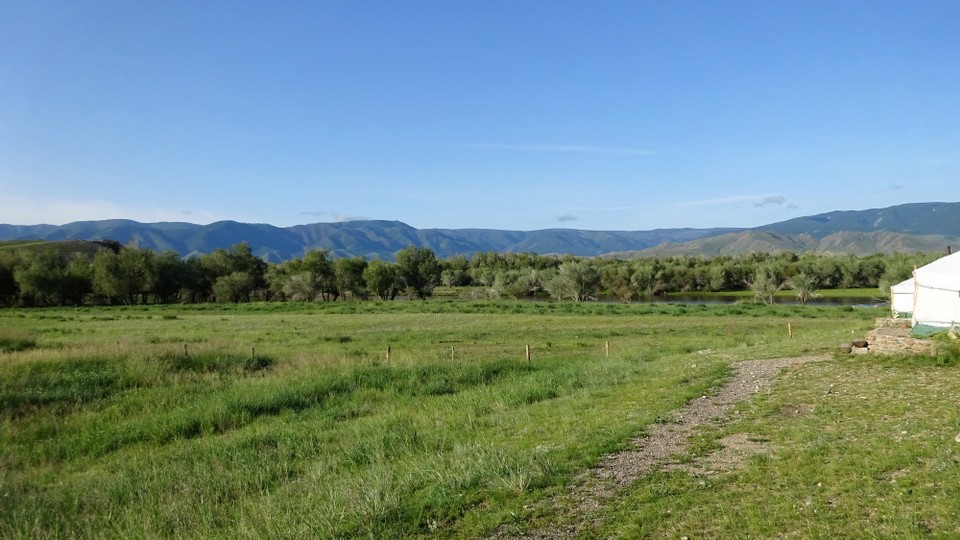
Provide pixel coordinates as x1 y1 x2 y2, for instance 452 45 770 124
0 193 222 225
754 195 787 207
566 194 785 214
557 214 578 222
463 143 656 157
300 210 369 222
334 213 368 222
673 194 782 209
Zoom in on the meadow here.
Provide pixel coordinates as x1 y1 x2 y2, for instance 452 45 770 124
3 300 954 538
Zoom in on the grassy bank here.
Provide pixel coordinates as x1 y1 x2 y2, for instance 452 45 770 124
680 287 885 300
0 302 882 538
591 348 960 538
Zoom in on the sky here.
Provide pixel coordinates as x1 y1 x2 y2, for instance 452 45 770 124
1 1 958 231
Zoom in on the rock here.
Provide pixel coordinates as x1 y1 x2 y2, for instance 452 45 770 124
852 347 869 355
839 344 852 354
866 328 934 355
852 339 869 348
875 317 911 330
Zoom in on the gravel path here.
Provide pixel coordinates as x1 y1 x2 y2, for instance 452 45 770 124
490 354 829 539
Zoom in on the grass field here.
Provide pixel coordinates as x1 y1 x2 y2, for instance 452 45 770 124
3 300 954 538
592 350 960 538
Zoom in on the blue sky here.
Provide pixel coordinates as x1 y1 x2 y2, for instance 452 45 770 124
1 1 958 231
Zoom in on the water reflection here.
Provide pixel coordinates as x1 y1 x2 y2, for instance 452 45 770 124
642 294 884 307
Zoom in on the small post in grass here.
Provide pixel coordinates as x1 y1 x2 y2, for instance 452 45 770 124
605 340 610 357
386 345 391 363
451 346 455 361
183 343 189 358
788 322 793 338
251 346 256 360
525 344 531 364
116 340 120 359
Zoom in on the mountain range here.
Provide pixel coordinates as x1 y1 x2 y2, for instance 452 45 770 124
1 202 957 261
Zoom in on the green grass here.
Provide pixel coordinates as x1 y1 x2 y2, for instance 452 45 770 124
0 240 47 248
0 336 37 353
590 342 960 539
0 302 885 538
0 239 112 258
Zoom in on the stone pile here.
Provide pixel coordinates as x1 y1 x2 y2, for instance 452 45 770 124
838 339 870 355
841 317 936 355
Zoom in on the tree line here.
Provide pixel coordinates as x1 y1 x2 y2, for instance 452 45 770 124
0 241 941 307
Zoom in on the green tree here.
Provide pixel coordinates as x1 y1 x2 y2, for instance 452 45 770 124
395 247 441 300
441 255 471 287
706 264 733 292
228 242 267 289
178 258 208 303
93 249 154 305
544 261 600 302
151 251 189 304
14 250 64 306
837 255 862 289
212 271 255 303
747 268 782 305
265 259 305 301
600 263 635 302
787 272 819 305
200 242 267 300
630 261 658 296
469 266 497 288
0 251 22 306
334 257 368 300
283 272 317 301
363 260 401 300
494 268 540 298
302 249 335 300
60 257 93 306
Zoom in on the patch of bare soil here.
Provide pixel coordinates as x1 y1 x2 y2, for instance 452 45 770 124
489 355 829 540
671 432 771 477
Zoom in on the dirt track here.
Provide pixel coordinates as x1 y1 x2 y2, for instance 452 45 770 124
490 355 829 539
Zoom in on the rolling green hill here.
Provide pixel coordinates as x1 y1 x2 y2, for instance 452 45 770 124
611 230 960 258
759 202 960 237
606 202 960 258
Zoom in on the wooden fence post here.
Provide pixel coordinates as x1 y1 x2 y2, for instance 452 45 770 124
386 345 391 363
605 341 610 357
525 344 531 364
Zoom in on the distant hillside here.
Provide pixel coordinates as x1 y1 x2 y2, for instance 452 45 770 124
0 219 736 261
0 239 120 259
603 202 960 258
613 230 960 258
758 202 960 237
2 202 956 260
